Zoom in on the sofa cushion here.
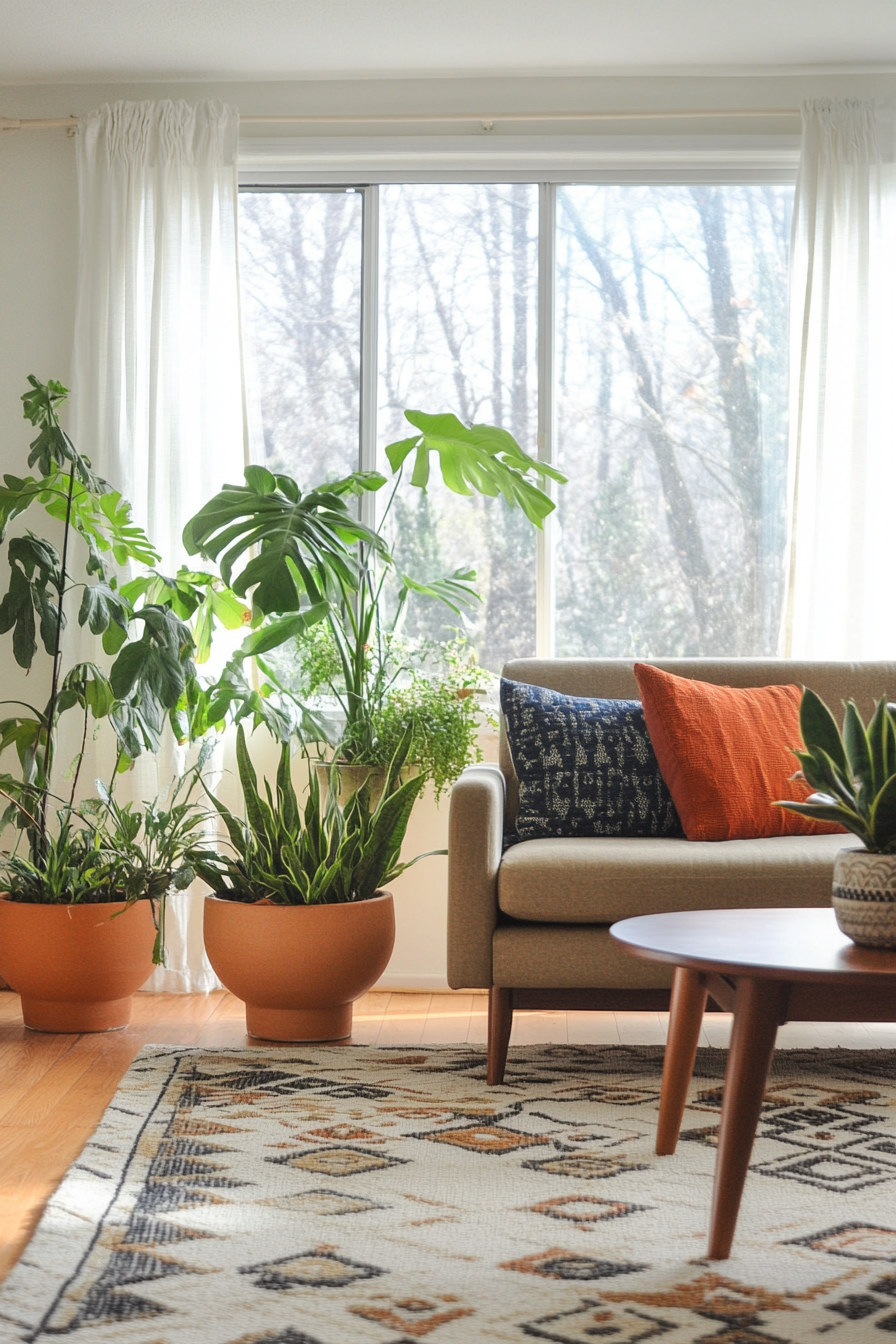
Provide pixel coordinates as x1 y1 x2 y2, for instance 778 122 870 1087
497 832 846 923
500 677 682 841
634 662 844 841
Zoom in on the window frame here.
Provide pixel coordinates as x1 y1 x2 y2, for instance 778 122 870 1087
238 135 799 657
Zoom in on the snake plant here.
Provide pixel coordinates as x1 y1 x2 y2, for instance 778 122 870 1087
777 688 896 852
190 724 440 905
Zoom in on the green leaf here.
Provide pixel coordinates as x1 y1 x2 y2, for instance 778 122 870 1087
0 565 37 669
773 798 864 841
870 774 896 851
886 705 896 782
399 568 480 615
182 470 385 617
843 700 873 802
276 743 299 836
61 663 114 719
209 587 252 630
325 470 388 497
0 475 44 540
384 411 567 529
799 687 848 776
237 604 329 658
235 724 269 840
867 697 889 798
78 581 131 637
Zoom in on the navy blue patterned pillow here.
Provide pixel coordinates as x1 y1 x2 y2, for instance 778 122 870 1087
500 678 683 841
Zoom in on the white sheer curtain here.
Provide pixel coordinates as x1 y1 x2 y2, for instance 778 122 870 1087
784 99 896 658
71 99 246 991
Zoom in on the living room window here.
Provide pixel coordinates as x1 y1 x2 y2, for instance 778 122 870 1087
238 171 794 668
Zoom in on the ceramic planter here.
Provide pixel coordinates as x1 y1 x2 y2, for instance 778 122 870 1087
203 891 395 1041
314 762 419 810
832 848 896 949
0 897 157 1032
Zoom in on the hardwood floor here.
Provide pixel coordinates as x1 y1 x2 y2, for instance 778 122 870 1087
2 987 896 1285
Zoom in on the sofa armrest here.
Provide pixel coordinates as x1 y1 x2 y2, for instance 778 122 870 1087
447 765 506 989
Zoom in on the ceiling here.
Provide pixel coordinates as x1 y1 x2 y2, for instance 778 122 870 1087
1 0 895 84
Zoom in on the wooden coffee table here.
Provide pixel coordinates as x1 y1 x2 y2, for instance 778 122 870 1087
610 907 896 1260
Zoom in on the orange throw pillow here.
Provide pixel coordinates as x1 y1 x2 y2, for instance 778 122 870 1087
633 663 844 842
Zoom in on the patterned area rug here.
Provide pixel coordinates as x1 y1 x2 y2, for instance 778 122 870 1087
3 1045 896 1343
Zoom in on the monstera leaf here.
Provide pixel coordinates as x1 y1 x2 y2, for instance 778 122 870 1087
385 411 566 527
398 567 480 616
182 466 386 617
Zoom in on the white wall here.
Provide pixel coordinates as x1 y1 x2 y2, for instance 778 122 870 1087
2 70 894 985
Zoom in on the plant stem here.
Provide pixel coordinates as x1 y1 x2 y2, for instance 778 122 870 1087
38 460 76 852
69 700 90 807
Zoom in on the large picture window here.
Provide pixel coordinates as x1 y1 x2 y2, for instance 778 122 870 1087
238 174 794 670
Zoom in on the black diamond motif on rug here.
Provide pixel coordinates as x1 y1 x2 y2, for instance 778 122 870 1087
240 1249 386 1290
520 1298 674 1341
825 1292 890 1319
785 1221 896 1260
119 1215 213 1245
753 1149 896 1192
225 1329 326 1343
76 1288 171 1326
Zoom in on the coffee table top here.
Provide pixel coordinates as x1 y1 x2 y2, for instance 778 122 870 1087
610 907 896 983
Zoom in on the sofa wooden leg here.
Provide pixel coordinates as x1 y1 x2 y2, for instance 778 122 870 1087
487 987 513 1084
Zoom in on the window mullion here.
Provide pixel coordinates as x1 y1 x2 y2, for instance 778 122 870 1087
536 182 556 659
359 184 379 532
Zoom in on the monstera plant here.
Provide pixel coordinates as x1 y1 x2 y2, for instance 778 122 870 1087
0 378 200 1032
182 411 565 797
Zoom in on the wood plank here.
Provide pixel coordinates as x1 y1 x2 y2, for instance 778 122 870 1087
567 1009 621 1044
376 993 432 1046
511 1010 568 1045
350 991 389 1045
615 1010 667 1046
421 993 474 1044
467 996 488 1044
0 1030 81 1124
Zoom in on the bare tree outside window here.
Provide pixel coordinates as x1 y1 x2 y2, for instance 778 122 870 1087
236 179 794 669
378 184 538 672
555 184 793 657
238 190 362 484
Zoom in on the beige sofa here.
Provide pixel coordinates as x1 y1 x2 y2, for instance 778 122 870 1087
447 658 896 1083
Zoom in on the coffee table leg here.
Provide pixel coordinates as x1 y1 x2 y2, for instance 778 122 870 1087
657 967 708 1155
707 976 788 1260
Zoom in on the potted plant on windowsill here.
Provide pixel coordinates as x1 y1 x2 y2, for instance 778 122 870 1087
192 724 431 1041
0 378 199 1032
777 688 896 948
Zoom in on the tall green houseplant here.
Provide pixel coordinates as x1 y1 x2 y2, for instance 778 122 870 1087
0 377 196 888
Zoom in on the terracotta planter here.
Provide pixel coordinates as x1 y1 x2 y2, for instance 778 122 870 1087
0 897 157 1032
203 891 395 1041
314 761 419 810
832 848 896 949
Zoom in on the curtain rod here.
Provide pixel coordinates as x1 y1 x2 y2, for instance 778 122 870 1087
1 108 800 134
